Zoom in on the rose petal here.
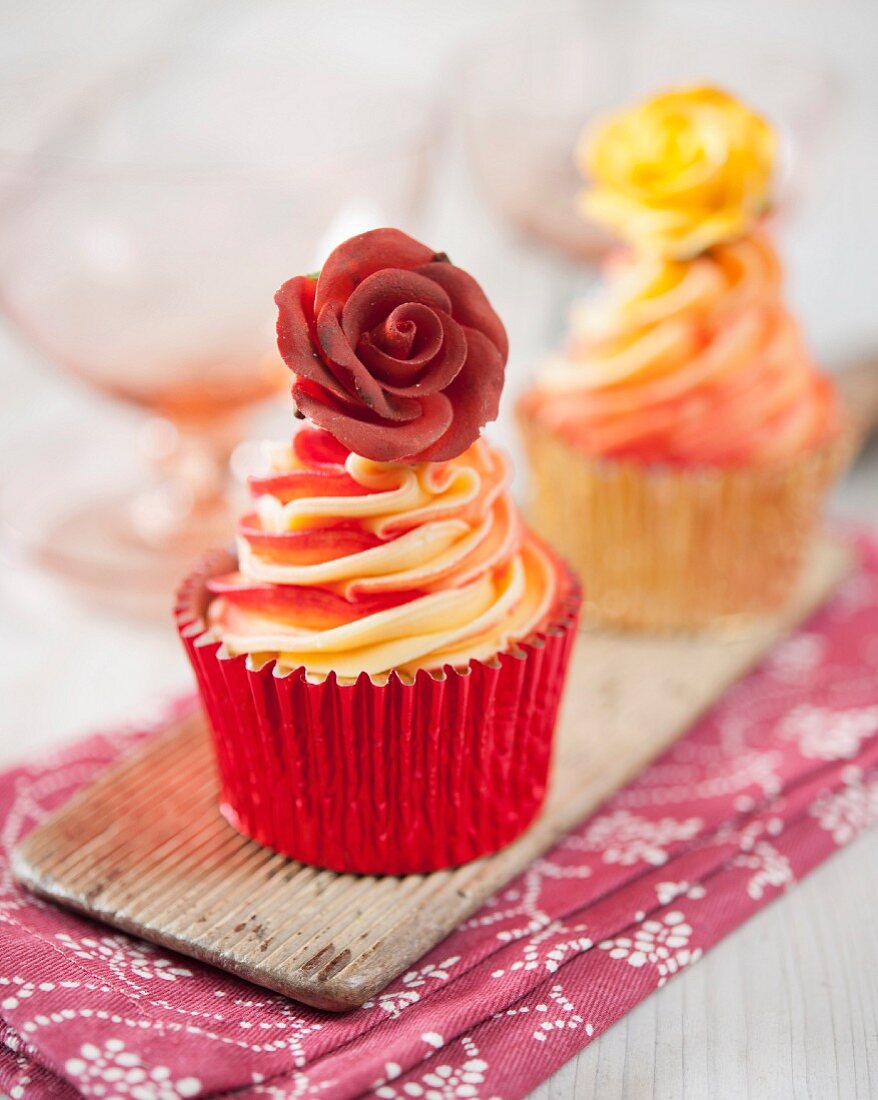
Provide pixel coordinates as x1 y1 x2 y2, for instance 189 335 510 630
414 327 504 461
375 313 417 359
415 262 509 361
276 276 351 402
293 382 453 463
340 268 453 347
359 307 467 396
315 303 420 422
358 304 443 381
315 228 436 315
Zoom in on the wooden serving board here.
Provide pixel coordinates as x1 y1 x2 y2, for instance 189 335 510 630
13 536 853 1012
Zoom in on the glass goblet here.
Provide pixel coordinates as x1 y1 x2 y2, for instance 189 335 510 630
0 53 435 615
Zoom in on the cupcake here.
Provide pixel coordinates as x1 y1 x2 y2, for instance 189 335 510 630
177 228 579 875
518 86 852 630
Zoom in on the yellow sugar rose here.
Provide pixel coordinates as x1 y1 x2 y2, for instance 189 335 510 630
578 85 776 259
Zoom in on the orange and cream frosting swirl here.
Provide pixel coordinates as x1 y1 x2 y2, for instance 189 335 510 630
525 232 838 466
207 428 560 681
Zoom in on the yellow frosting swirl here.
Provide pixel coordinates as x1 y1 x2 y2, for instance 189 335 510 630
525 233 838 465
579 85 776 259
207 430 560 682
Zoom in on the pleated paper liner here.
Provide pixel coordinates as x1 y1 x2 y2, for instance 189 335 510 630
175 549 580 876
518 410 855 631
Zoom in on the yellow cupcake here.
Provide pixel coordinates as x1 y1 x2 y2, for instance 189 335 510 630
517 85 852 631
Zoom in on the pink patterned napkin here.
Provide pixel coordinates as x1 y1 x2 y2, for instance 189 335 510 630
2 536 878 1100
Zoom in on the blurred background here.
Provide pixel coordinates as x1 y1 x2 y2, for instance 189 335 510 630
1 0 877 760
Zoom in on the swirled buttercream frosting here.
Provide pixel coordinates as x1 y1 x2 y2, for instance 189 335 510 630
578 85 776 259
524 232 838 465
207 428 560 681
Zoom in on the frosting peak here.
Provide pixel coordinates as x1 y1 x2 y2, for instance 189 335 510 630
525 233 838 466
207 429 558 681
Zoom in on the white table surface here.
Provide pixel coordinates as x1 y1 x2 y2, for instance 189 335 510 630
1 2 876 1097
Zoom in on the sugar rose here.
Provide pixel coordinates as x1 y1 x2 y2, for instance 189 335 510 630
275 228 508 463
578 85 776 259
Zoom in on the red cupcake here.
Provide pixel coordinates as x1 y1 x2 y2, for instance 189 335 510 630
177 229 579 874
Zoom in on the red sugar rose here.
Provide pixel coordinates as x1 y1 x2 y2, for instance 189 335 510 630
275 228 508 463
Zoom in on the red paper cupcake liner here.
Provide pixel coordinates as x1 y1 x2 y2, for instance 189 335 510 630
175 548 580 875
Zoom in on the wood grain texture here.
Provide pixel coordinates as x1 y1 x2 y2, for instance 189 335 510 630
837 353 878 440
13 537 853 1012
528 830 878 1100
